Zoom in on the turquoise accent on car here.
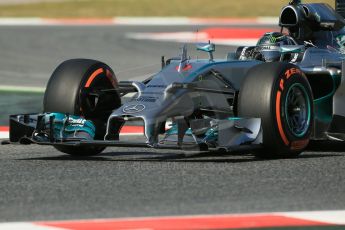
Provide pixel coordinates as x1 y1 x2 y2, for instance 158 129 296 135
280 45 304 54
165 124 193 136
202 129 218 143
165 117 244 143
47 113 96 139
227 117 242 120
284 83 311 137
313 73 341 123
196 43 216 53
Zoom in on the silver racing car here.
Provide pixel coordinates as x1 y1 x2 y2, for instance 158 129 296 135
3 0 345 158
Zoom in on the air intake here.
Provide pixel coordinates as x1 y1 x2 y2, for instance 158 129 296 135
336 0 345 18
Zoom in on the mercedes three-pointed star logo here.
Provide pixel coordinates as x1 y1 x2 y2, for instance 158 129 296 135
122 104 146 114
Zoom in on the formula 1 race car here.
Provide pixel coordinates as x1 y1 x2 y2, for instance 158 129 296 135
4 0 345 158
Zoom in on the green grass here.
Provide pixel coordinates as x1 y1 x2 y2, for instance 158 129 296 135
0 91 43 125
0 0 335 18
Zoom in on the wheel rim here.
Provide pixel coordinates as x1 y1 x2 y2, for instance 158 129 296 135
284 83 311 137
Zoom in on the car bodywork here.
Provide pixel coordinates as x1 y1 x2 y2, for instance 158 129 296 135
4 0 345 153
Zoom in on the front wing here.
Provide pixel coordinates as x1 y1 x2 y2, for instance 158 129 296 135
2 113 263 153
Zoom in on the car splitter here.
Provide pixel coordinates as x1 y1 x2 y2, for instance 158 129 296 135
2 113 263 153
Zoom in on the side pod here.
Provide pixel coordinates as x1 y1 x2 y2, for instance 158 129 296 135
327 60 345 140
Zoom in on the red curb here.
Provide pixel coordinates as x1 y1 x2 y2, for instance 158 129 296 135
37 214 331 230
0 126 9 132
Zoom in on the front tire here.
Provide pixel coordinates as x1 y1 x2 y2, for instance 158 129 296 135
238 62 313 158
44 59 121 156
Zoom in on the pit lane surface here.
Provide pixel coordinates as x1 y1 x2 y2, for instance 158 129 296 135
0 25 345 222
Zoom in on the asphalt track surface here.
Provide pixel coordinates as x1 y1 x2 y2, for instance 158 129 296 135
0 25 345 222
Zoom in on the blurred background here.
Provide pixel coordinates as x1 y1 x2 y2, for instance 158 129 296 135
0 0 335 17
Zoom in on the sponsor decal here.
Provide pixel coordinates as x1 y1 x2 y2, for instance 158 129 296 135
122 104 146 114
131 96 157 103
147 85 167 88
279 79 285 91
67 117 86 126
259 45 280 50
277 68 301 146
142 92 164 95
285 68 302 79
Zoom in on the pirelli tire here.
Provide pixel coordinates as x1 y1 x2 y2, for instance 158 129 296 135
238 62 313 158
43 59 121 156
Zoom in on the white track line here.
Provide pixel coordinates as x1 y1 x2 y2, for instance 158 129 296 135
0 132 9 139
0 223 66 230
0 18 44 25
127 31 259 46
0 85 45 93
0 17 278 26
115 17 190 25
281 210 345 225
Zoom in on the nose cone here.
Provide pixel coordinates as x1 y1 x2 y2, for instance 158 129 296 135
107 91 195 145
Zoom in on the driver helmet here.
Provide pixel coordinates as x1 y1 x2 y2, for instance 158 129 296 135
256 32 295 62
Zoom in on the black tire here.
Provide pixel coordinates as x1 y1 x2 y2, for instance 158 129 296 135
43 59 121 156
238 62 313 158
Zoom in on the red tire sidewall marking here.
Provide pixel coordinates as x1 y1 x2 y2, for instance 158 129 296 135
85 67 118 88
276 90 290 146
275 67 311 150
84 68 104 88
106 69 118 87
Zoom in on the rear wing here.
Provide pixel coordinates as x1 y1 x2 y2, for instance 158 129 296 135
336 0 345 18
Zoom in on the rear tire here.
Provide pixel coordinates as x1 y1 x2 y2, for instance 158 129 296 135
44 59 121 156
238 62 313 158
